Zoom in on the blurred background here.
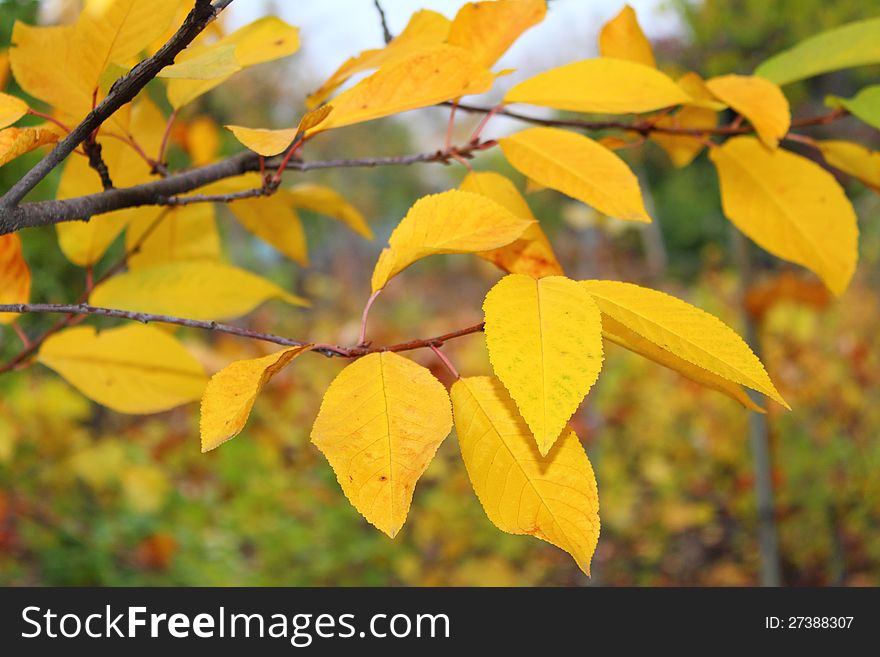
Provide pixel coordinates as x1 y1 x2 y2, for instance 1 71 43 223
0 0 878 586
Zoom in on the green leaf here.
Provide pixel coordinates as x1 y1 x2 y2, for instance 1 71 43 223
827 85 880 131
754 17 880 86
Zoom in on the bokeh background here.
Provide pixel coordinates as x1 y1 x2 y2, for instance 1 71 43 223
1 0 878 586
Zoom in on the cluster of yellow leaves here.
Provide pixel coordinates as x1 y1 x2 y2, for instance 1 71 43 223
194 170 785 573
229 0 546 149
3 0 877 577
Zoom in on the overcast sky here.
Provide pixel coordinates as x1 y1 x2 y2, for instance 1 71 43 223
226 0 682 80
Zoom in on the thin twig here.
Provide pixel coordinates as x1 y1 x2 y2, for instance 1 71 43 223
372 0 393 44
358 289 382 346
430 343 460 379
0 304 487 366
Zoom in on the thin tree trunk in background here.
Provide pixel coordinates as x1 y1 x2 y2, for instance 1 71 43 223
730 228 783 587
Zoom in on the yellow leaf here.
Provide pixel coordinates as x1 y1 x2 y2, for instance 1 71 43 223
710 137 858 295
225 124 297 157
90 261 309 321
311 352 453 538
126 204 221 270
599 313 763 412
0 234 30 325
447 0 546 68
306 9 451 109
0 124 60 167
459 171 563 278
483 274 604 454
505 58 690 114
499 127 651 222
185 115 220 165
817 139 880 192
73 0 181 91
284 183 372 240
650 105 717 167
369 189 534 293
55 148 130 266
0 92 27 129
677 72 726 110
297 104 334 133
705 75 790 148
226 107 333 157
37 324 207 414
598 4 655 68
166 16 300 109
10 22 91 119
201 345 312 452
451 376 599 575
55 97 164 265
580 279 787 408
0 49 9 90
229 195 308 266
311 46 493 134
158 44 241 80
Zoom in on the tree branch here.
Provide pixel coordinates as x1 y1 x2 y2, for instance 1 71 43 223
452 102 848 137
0 142 491 235
0 304 486 365
0 0 229 210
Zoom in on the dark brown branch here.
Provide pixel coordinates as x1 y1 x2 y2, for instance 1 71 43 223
83 140 114 189
0 143 489 234
0 0 228 210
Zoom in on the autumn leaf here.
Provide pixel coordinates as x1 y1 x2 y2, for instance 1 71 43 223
459 171 563 278
650 105 717 167
167 16 301 109
499 127 651 222
483 274 604 454
158 44 241 80
598 4 655 68
451 376 600 575
0 124 61 167
56 97 167 266
90 261 309 321
284 182 372 240
10 22 92 120
710 136 858 295
306 9 451 109
817 139 880 191
309 45 493 134
580 280 787 409
311 352 453 538
227 106 333 157
201 345 312 452
73 0 181 91
704 75 790 148
677 72 726 110
447 0 546 68
370 189 534 293
505 58 690 114
125 204 221 270
37 324 207 414
0 234 30 325
0 91 28 130
229 195 309 267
